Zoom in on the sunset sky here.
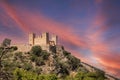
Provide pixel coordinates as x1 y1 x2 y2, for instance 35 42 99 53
0 0 120 78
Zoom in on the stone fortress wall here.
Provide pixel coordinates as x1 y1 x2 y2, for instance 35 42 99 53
29 32 57 46
12 44 32 52
13 32 58 52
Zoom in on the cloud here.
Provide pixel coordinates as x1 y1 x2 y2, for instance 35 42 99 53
101 0 120 29
0 32 26 44
95 0 103 4
0 1 31 33
95 53 120 77
0 1 88 48
86 9 120 78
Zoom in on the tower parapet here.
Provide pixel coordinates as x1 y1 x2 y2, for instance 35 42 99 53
41 32 49 45
29 33 35 45
51 35 58 45
28 32 58 46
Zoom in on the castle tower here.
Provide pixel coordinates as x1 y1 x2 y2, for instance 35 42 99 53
42 32 49 45
51 35 58 45
29 33 35 45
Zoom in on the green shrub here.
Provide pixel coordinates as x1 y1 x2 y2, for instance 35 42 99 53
13 68 58 80
31 46 42 56
65 76 74 80
35 58 45 66
63 51 71 56
67 55 80 70
22 62 33 71
41 50 50 60
11 46 18 51
75 71 86 80
83 77 96 80
54 62 69 78
15 52 23 59
38 75 45 80
2 38 11 47
37 74 58 80
49 46 56 53
30 54 37 62
35 67 42 74
45 74 58 80
85 72 97 77
13 68 38 80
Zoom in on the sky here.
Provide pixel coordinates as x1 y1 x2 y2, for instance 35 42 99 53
0 0 120 78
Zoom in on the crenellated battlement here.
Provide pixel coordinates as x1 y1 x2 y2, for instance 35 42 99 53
29 32 58 46
12 32 58 52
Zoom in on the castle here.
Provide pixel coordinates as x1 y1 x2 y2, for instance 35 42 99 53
13 32 59 52
29 32 57 46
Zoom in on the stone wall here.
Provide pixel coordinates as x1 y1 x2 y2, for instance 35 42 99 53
12 44 32 52
12 44 50 52
29 32 57 46
12 32 58 52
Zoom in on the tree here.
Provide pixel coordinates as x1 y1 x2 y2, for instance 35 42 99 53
54 61 69 78
65 76 74 80
67 55 80 70
31 46 42 56
63 50 71 56
2 38 11 47
13 68 58 80
11 46 18 51
45 74 58 80
35 57 45 66
0 38 17 80
83 77 96 80
74 71 86 80
13 68 38 80
49 45 56 53
0 39 12 70
22 62 33 71
41 50 50 60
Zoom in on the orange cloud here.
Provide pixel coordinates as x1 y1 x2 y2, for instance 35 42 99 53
95 53 120 77
86 13 120 78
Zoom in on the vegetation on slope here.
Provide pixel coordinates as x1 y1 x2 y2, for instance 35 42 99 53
0 39 118 80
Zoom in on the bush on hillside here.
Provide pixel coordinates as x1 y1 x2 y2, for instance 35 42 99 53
11 46 18 51
41 50 50 60
35 58 45 66
13 68 58 80
67 55 80 70
63 50 71 56
31 46 42 56
49 45 56 53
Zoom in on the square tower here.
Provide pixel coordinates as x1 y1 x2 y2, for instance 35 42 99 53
41 32 49 45
29 33 35 45
51 35 58 45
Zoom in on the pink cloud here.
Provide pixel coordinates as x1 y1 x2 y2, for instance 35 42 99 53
95 0 103 4
0 1 87 48
0 33 26 44
0 1 31 33
86 13 120 78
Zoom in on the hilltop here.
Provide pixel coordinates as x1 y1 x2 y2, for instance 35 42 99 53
0 38 119 80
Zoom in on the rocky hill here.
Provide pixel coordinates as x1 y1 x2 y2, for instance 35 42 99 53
0 39 119 80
